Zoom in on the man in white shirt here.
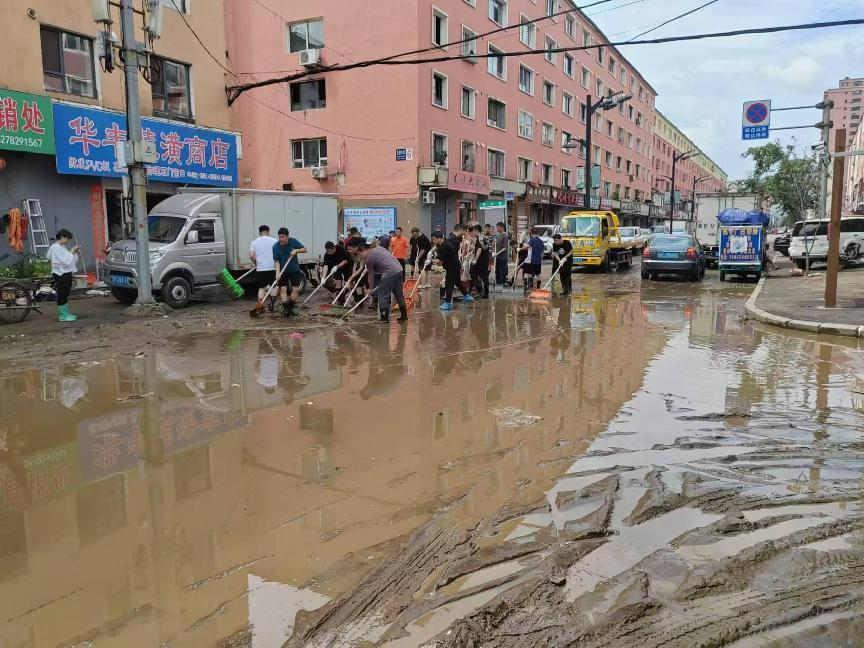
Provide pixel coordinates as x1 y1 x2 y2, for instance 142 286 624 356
249 225 278 302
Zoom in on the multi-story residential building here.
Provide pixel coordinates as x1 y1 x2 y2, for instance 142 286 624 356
843 120 864 213
0 1 238 267
825 76 864 152
652 111 727 218
227 0 659 233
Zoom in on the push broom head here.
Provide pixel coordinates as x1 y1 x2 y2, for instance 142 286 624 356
218 269 245 299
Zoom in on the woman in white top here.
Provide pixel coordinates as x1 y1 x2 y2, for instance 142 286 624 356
46 229 80 322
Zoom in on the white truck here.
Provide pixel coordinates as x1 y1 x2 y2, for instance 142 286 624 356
694 192 760 267
104 188 338 308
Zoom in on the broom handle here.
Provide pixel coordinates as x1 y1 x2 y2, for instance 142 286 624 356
335 267 366 305
300 265 339 307
409 258 433 301
340 283 382 321
542 252 572 289
260 261 292 304
235 267 256 282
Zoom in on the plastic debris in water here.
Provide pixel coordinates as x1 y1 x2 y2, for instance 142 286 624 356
289 331 305 340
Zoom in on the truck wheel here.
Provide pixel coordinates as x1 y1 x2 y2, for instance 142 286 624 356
794 259 806 270
719 271 726 282
754 271 762 282
641 269 650 280
111 287 137 304
599 254 609 273
161 275 192 309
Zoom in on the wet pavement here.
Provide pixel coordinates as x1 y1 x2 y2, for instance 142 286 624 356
2 264 864 647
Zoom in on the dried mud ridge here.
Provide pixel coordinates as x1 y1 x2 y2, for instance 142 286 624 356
286 435 864 647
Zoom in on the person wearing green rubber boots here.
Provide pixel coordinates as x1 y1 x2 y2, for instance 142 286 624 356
47 229 80 322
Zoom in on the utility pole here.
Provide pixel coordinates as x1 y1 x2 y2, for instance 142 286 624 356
120 0 157 308
691 175 710 223
668 150 694 232
584 95 594 211
825 128 846 308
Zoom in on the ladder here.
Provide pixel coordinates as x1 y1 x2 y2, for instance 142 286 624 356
22 198 50 257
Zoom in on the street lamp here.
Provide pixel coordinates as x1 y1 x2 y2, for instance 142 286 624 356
669 150 696 231
583 92 632 210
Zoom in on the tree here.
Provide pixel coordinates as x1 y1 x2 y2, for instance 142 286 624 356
739 141 819 224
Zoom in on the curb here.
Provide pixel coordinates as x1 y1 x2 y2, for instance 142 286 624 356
745 278 864 338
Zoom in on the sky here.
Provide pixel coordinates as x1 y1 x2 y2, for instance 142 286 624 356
589 0 864 180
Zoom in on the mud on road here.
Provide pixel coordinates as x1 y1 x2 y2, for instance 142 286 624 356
3 267 864 647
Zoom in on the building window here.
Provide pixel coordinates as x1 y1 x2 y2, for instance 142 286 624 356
432 132 448 166
518 64 535 95
488 148 505 177
489 0 507 26
542 163 554 185
582 29 591 47
160 0 187 11
542 122 554 147
628 105 635 122
605 150 613 168
562 130 574 154
488 44 506 79
287 18 324 53
432 71 448 108
289 79 325 112
563 54 574 77
518 110 534 140
608 57 616 75
545 36 557 64
581 67 590 89
597 46 604 64
593 146 600 164
151 56 192 118
461 140 476 172
461 86 476 119
616 155 622 171
596 79 604 97
620 68 627 85
580 101 587 123
565 14 576 38
562 168 572 188
40 27 96 97
562 92 574 117
543 80 555 106
462 26 478 60
432 8 448 47
291 138 327 168
519 15 536 47
639 86 645 102
606 119 613 137
488 97 506 129
518 157 532 182
625 159 632 174
545 0 557 16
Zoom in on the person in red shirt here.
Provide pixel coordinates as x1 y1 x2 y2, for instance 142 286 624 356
389 226 410 280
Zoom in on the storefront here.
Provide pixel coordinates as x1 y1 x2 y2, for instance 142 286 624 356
0 91 239 270
525 184 553 227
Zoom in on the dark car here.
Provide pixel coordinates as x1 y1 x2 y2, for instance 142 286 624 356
773 232 791 256
641 234 705 281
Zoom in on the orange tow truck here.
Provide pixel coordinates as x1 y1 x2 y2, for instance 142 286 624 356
560 210 634 272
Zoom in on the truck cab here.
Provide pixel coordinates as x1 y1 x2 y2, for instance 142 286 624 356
559 210 633 271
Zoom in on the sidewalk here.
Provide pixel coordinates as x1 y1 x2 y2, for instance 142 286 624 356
747 260 864 337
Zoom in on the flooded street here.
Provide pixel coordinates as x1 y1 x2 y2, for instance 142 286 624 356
3 267 864 647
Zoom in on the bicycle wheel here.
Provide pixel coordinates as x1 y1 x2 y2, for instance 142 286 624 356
0 281 33 324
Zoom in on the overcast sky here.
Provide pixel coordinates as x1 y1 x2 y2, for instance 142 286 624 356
589 0 864 180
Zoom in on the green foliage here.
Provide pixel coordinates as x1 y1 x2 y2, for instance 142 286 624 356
739 141 819 225
0 254 49 279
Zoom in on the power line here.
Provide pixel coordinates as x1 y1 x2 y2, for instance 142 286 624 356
588 0 649 16
226 18 864 103
625 0 721 42
167 0 235 77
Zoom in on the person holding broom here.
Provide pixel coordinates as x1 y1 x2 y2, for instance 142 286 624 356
355 238 407 323
273 227 307 317
431 230 473 311
47 229 80 322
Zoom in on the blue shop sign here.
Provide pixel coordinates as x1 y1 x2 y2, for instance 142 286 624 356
53 102 238 187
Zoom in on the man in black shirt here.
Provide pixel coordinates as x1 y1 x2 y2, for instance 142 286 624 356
409 227 433 281
322 241 350 292
447 223 464 250
432 230 473 311
552 234 573 296
470 224 491 298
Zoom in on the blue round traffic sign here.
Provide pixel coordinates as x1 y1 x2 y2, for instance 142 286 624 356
746 103 769 124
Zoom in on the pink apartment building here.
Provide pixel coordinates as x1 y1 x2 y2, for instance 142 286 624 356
825 76 864 152
226 0 660 233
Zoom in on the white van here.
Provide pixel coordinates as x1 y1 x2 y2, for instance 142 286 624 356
789 216 864 269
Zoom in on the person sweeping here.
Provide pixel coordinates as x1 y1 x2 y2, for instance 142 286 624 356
273 227 307 317
47 229 80 322
355 238 408 323
431 230 472 311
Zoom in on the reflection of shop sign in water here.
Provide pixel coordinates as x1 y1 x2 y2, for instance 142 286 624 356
77 409 143 482
160 406 248 454
344 207 397 239
53 102 239 187
0 442 80 513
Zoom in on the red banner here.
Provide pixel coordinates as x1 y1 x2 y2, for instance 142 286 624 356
89 184 107 261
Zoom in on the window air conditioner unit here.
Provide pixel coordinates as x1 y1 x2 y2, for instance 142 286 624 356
311 166 328 180
300 49 321 67
422 190 436 205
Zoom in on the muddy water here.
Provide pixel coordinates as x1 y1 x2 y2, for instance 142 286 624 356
1 270 863 647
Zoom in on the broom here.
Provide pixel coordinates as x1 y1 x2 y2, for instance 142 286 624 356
218 267 255 300
250 262 291 318
528 252 572 301
320 268 366 316
299 265 340 308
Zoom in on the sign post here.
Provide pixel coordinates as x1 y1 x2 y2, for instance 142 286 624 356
742 100 771 140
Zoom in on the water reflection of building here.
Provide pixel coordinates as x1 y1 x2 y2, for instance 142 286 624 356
0 301 665 647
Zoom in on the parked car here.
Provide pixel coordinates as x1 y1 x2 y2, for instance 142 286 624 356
641 234 705 281
533 224 558 258
789 216 864 269
618 227 647 250
773 230 792 256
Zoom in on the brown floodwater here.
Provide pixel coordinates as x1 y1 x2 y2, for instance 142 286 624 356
2 269 864 647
